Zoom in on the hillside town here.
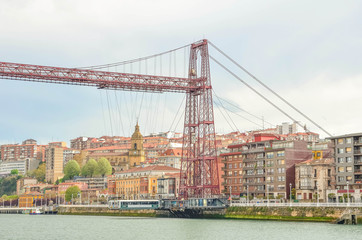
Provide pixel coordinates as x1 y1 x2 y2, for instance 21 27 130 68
0 121 361 207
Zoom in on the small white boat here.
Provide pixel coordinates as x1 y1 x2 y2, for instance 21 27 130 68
29 208 43 215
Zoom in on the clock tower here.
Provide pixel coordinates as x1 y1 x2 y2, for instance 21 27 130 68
128 123 145 168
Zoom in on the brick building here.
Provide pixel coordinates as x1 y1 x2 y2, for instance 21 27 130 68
221 138 312 200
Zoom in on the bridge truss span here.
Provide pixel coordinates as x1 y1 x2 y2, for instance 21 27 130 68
0 39 220 199
0 62 198 93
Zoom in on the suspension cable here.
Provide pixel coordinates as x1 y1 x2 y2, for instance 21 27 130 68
209 41 332 137
215 93 275 127
210 55 310 133
77 44 190 70
169 95 186 132
213 90 240 132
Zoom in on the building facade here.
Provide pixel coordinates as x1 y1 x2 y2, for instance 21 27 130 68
128 123 145 168
329 133 362 189
221 139 312 200
45 147 64 183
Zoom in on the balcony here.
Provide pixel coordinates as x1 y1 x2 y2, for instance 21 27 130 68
354 161 362 165
243 158 257 163
254 181 265 185
300 186 313 190
354 172 362 175
354 141 362 146
355 150 362 155
243 166 255 170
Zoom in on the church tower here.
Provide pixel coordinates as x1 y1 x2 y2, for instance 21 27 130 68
128 123 145 168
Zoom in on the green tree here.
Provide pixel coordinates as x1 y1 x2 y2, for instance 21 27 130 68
291 188 296 200
0 175 21 196
64 160 81 180
10 169 18 175
81 159 98 177
65 186 81 202
28 163 46 182
97 158 112 177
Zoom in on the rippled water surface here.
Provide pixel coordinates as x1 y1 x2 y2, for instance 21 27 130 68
1 214 362 240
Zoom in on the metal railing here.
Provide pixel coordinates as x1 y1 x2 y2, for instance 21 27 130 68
230 202 362 207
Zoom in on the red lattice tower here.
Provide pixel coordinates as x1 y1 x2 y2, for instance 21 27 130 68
0 39 220 199
180 40 219 199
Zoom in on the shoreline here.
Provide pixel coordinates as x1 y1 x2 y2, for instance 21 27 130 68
57 206 341 223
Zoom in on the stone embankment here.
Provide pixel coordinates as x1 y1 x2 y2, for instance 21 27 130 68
58 205 362 224
217 206 362 223
58 206 165 217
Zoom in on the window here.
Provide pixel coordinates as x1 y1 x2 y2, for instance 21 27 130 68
277 151 285 157
277 185 285 190
314 169 317 178
338 157 344 163
266 152 274 159
346 138 352 144
257 153 264 159
346 157 352 163
277 168 285 174
228 163 232 169
266 160 274 167
277 159 285 165
338 138 344 145
346 166 353 172
328 169 331 177
346 176 352 181
338 148 344 154
257 169 264 175
239 163 242 168
266 169 274 175
266 177 274 183
346 147 352 153
234 171 237 176
278 176 285 182
257 160 264 167
338 167 344 173
234 163 237 168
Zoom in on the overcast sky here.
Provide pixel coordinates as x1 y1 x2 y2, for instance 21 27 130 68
1 0 362 145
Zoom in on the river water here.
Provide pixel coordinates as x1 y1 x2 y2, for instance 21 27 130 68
0 215 361 240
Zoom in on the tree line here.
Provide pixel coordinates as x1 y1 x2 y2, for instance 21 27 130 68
63 157 112 180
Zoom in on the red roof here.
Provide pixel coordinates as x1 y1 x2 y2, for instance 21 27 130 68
160 148 182 157
116 165 179 174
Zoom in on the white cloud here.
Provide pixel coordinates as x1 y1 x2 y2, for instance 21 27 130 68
0 0 362 143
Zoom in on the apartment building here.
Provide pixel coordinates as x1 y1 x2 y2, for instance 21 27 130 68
328 133 362 189
221 139 312 200
45 147 64 183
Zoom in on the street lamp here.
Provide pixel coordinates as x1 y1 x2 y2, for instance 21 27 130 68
316 182 319 206
289 183 292 206
266 184 269 207
346 181 350 206
247 185 249 206
229 186 232 207
78 192 81 205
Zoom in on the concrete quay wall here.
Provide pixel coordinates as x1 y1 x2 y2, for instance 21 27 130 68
58 206 165 217
222 206 362 222
58 206 362 223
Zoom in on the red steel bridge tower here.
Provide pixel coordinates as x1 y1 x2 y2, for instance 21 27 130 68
0 39 219 199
